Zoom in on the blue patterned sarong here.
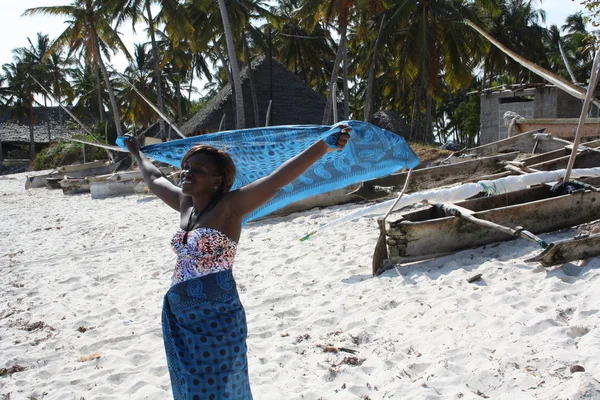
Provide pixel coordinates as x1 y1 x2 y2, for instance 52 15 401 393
117 120 420 222
162 270 252 400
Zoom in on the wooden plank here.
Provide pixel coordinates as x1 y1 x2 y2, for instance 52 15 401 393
528 150 600 171
57 160 107 173
527 234 600 267
516 120 600 139
460 130 542 156
350 152 520 200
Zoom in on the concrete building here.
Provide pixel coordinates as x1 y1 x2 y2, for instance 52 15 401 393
479 85 589 144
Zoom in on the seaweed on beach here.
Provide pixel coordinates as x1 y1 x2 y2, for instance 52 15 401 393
0 365 26 377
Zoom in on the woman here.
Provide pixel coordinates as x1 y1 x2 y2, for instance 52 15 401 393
124 125 351 400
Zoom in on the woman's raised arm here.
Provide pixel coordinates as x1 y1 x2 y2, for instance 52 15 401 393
230 126 351 218
124 136 183 211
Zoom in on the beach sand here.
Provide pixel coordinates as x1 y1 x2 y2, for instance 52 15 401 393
1 171 600 399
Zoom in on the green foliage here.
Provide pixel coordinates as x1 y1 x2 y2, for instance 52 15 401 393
580 1 600 26
453 96 481 148
32 137 108 171
189 98 208 116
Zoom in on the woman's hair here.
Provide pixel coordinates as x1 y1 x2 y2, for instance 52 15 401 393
181 145 236 193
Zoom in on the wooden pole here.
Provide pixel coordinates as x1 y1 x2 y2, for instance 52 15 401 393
439 203 548 248
564 49 600 183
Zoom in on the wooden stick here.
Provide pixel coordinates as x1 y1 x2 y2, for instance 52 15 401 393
439 203 548 248
564 49 600 183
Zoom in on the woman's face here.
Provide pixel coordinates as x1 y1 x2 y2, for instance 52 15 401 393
180 152 222 196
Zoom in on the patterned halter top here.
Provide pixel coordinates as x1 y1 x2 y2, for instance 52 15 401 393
170 227 237 285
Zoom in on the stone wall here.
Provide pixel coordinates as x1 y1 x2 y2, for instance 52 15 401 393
479 87 595 144
480 88 535 144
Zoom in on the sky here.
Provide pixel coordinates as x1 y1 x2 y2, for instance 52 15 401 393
0 0 589 93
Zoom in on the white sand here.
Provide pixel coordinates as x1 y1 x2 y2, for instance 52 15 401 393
1 171 600 400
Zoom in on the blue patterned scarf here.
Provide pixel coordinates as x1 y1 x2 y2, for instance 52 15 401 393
117 120 419 222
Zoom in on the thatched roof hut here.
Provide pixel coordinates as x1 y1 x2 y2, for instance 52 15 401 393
181 56 326 135
0 106 87 144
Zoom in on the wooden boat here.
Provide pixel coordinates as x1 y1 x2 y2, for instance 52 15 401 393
87 167 177 199
59 177 90 195
374 176 600 275
25 160 115 189
352 134 600 201
351 152 520 200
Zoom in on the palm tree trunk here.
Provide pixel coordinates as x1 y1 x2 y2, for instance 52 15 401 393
176 80 182 122
394 73 402 113
44 96 51 143
214 43 236 126
365 17 385 122
425 93 433 143
29 99 35 160
146 2 166 140
243 35 260 127
187 55 196 108
217 0 245 129
297 50 309 84
410 73 422 142
92 30 123 137
322 21 348 125
342 40 349 120
95 66 104 123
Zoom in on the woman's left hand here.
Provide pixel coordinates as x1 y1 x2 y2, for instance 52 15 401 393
326 125 352 152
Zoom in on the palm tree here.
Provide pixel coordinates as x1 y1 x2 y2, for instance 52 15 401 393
111 0 184 139
385 0 490 142
2 57 38 159
117 43 156 130
71 61 104 118
20 33 69 143
217 0 245 129
271 1 334 96
24 0 132 137
561 12 595 83
480 0 547 87
295 0 353 124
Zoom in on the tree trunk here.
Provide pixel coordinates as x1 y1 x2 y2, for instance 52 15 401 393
92 29 123 137
58 106 63 139
394 72 402 113
176 80 182 122
29 100 35 160
95 66 104 123
214 43 236 128
425 93 433 143
54 75 63 139
217 0 245 129
187 55 195 112
365 17 385 122
44 96 51 143
297 45 309 84
342 40 350 120
243 35 260 127
322 21 348 125
146 2 166 140
410 73 422 142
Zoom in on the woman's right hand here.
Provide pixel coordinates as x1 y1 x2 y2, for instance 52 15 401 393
124 135 141 156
